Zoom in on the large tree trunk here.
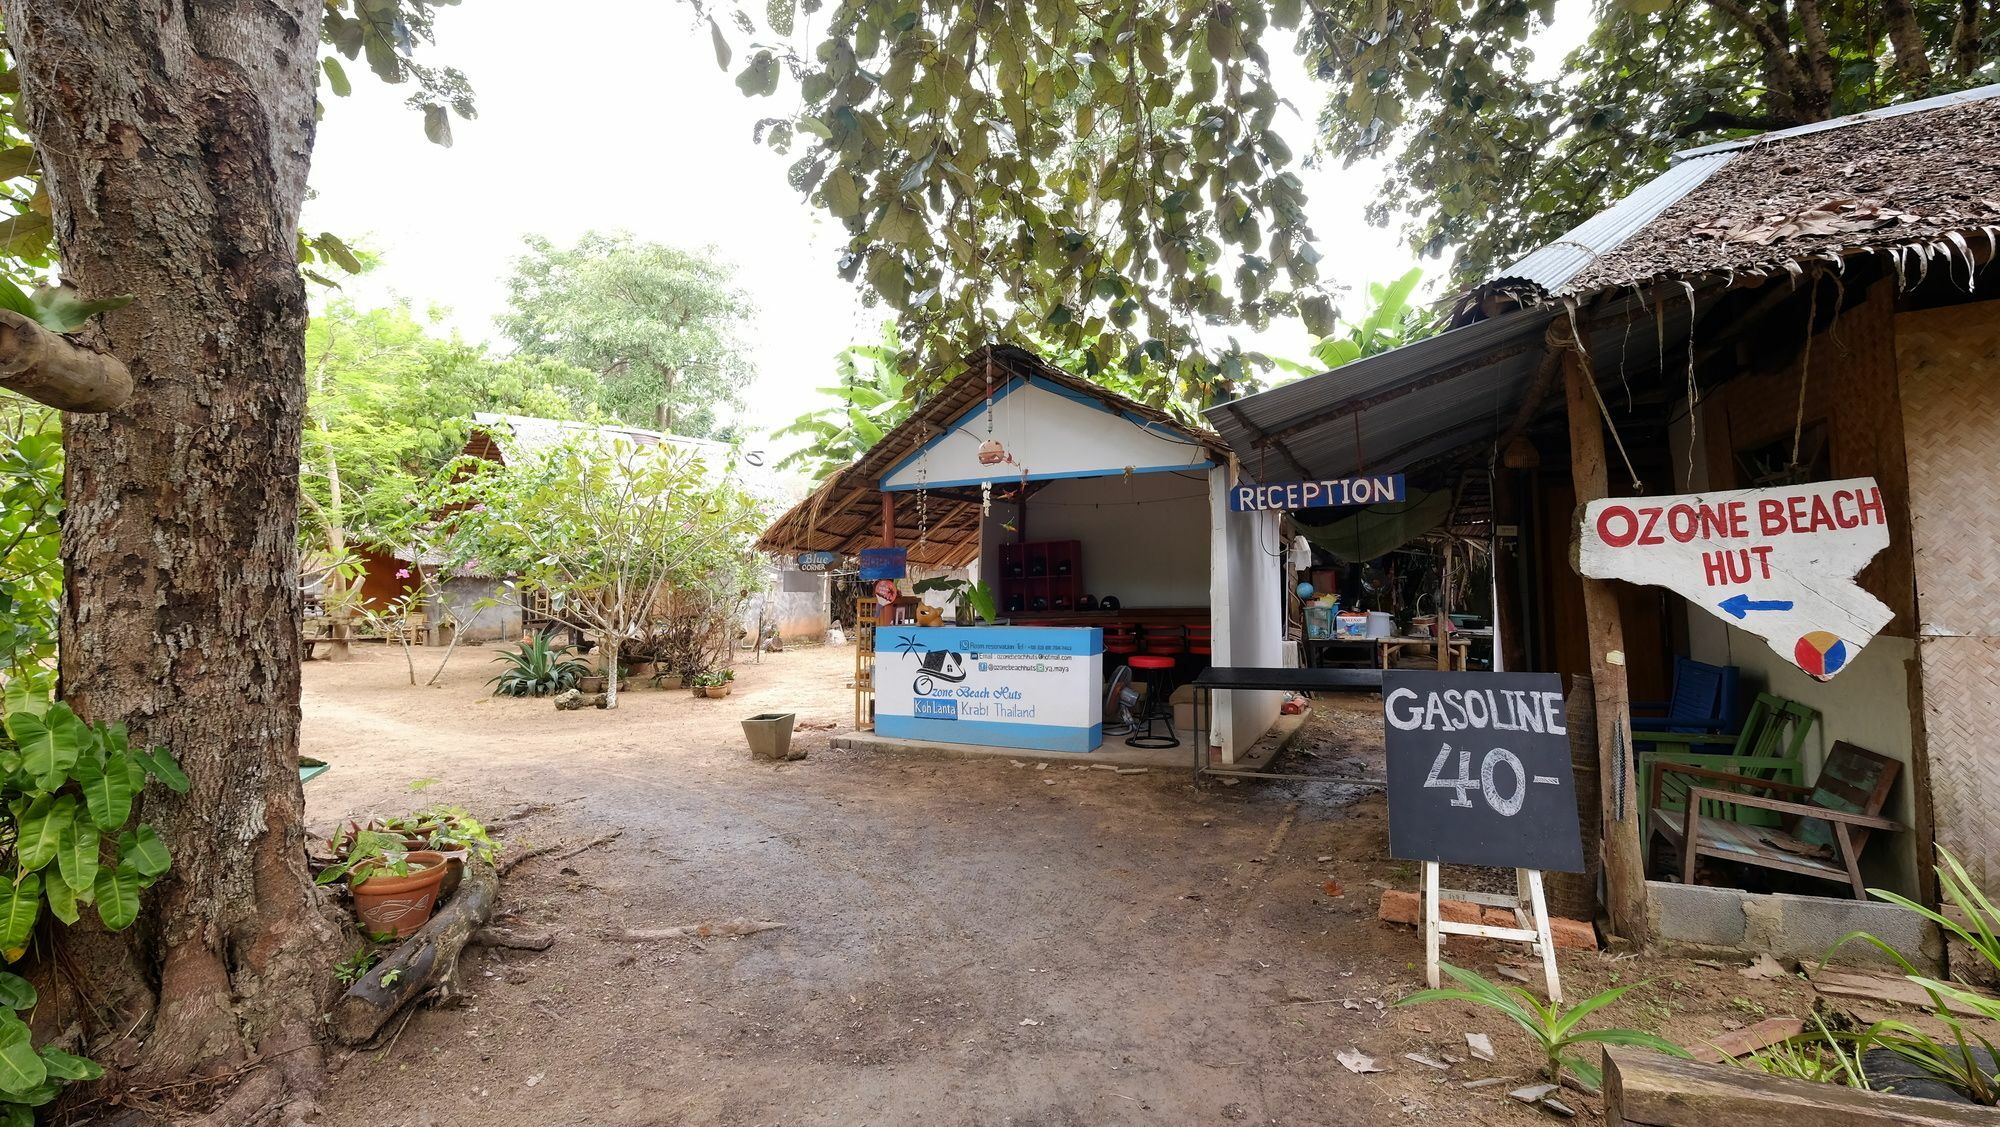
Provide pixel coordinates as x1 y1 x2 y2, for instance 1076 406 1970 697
2 0 344 1119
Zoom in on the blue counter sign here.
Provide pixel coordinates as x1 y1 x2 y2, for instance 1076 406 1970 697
1229 474 1405 512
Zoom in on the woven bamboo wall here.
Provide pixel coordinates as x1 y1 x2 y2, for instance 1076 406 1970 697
1897 301 2000 896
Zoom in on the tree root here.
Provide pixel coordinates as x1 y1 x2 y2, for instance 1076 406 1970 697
331 861 498 1045
497 830 621 875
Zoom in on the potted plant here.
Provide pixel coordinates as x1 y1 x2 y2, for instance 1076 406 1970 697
317 830 449 940
913 577 998 625
410 805 500 900
691 669 735 698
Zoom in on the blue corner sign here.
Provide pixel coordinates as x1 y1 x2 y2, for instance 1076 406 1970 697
858 547 908 581
1229 474 1406 512
795 551 838 572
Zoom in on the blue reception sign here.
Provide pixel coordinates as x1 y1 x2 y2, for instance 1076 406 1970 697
1229 474 1406 512
858 547 908 581
873 626 1103 752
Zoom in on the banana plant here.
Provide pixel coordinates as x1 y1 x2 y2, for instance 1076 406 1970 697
772 323 912 481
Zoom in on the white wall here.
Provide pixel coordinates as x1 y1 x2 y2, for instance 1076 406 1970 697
1017 473 1211 606
1209 465 1285 762
881 377 1211 491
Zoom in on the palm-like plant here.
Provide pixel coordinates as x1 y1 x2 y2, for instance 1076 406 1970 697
772 323 911 481
488 633 589 697
1397 963 1690 1089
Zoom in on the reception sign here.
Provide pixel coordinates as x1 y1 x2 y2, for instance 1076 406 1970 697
874 626 1102 752
1579 477 1893 680
1228 474 1405 512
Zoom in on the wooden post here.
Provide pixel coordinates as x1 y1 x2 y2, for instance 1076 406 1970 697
1559 337 1649 944
1436 548 1452 670
880 490 895 547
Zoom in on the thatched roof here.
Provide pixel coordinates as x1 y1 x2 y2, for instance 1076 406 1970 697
1465 84 2000 318
757 345 1226 570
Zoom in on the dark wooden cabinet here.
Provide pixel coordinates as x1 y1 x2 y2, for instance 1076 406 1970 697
998 540 1081 614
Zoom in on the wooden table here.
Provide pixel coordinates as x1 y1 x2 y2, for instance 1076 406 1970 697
1376 635 1471 670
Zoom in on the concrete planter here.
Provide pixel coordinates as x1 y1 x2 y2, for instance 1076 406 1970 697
743 712 799 761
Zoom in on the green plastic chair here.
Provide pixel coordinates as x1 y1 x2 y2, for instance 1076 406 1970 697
1638 692 1819 834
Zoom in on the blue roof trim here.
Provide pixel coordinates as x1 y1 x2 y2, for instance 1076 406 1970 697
882 462 1215 492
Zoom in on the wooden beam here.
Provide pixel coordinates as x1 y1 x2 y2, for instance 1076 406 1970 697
1604 1047 1998 1125
1559 328 1648 944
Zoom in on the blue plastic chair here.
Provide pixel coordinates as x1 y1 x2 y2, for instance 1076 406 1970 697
1632 656 1738 736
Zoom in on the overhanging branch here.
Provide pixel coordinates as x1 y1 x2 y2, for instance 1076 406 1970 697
0 310 133 412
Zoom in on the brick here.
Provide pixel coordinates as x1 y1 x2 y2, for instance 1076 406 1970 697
1377 889 1599 950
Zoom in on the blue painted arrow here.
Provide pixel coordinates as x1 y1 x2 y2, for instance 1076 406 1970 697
1718 593 1795 619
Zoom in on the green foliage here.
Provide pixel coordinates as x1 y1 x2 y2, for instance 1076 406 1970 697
702 0 1331 402
772 323 912 481
1729 1011 1865 1087
1396 962 1689 1088
690 669 737 689
333 949 380 985
0 280 130 334
1308 268 1431 371
1301 0 2000 282
497 232 757 436
0 409 58 686
317 1 476 147
314 829 418 888
451 435 768 700
0 695 186 938
912 576 997 621
0 683 180 1117
302 299 601 564
406 805 501 864
489 634 589 698
1822 847 2000 1103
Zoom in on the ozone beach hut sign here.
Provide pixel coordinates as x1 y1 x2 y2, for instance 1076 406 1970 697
1578 477 1893 680
1228 473 1406 512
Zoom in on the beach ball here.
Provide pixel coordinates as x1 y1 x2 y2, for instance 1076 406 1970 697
1296 582 1315 599
1793 631 1849 680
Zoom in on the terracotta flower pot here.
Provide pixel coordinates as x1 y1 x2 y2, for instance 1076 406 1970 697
349 850 448 940
578 675 606 694
657 672 685 690
627 661 657 682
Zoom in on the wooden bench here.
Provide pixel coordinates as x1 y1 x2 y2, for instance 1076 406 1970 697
1648 741 1903 899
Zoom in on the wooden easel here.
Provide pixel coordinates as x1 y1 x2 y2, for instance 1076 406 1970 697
1422 862 1563 1002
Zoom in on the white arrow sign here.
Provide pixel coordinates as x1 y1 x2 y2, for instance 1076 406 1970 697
1578 477 1892 680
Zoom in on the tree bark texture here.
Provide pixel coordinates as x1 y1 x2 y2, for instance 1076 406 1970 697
1 0 343 1112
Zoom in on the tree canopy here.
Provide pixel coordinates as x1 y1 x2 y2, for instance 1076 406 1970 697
702 0 1334 403
301 298 601 569
497 231 757 437
1302 0 2000 282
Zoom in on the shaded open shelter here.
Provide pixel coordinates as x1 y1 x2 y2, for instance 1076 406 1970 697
762 344 1295 761
1207 83 2000 942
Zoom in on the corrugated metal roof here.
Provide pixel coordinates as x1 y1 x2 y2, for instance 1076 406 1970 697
1481 153 1735 298
1209 293 1702 484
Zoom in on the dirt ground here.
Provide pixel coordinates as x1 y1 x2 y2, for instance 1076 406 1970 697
302 643 1817 1126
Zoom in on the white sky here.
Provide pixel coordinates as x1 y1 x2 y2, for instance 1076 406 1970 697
303 1 1582 456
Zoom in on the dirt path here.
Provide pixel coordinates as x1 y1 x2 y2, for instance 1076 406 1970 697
304 644 1812 1125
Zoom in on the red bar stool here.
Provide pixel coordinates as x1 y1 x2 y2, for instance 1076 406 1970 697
1124 654 1180 748
1187 624 1212 658
1103 624 1141 662
1142 624 1187 656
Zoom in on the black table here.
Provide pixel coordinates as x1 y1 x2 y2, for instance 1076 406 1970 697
1189 666 1386 782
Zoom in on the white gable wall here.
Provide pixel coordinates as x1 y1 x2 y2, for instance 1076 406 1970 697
880 378 1211 491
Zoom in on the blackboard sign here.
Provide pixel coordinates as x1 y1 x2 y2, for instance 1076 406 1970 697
1382 671 1584 873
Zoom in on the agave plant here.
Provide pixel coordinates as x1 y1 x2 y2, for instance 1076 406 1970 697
488 632 589 697
1396 963 1690 1088
1822 847 2000 1103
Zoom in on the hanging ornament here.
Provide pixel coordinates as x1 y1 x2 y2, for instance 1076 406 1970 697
978 438 1009 465
981 479 992 516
